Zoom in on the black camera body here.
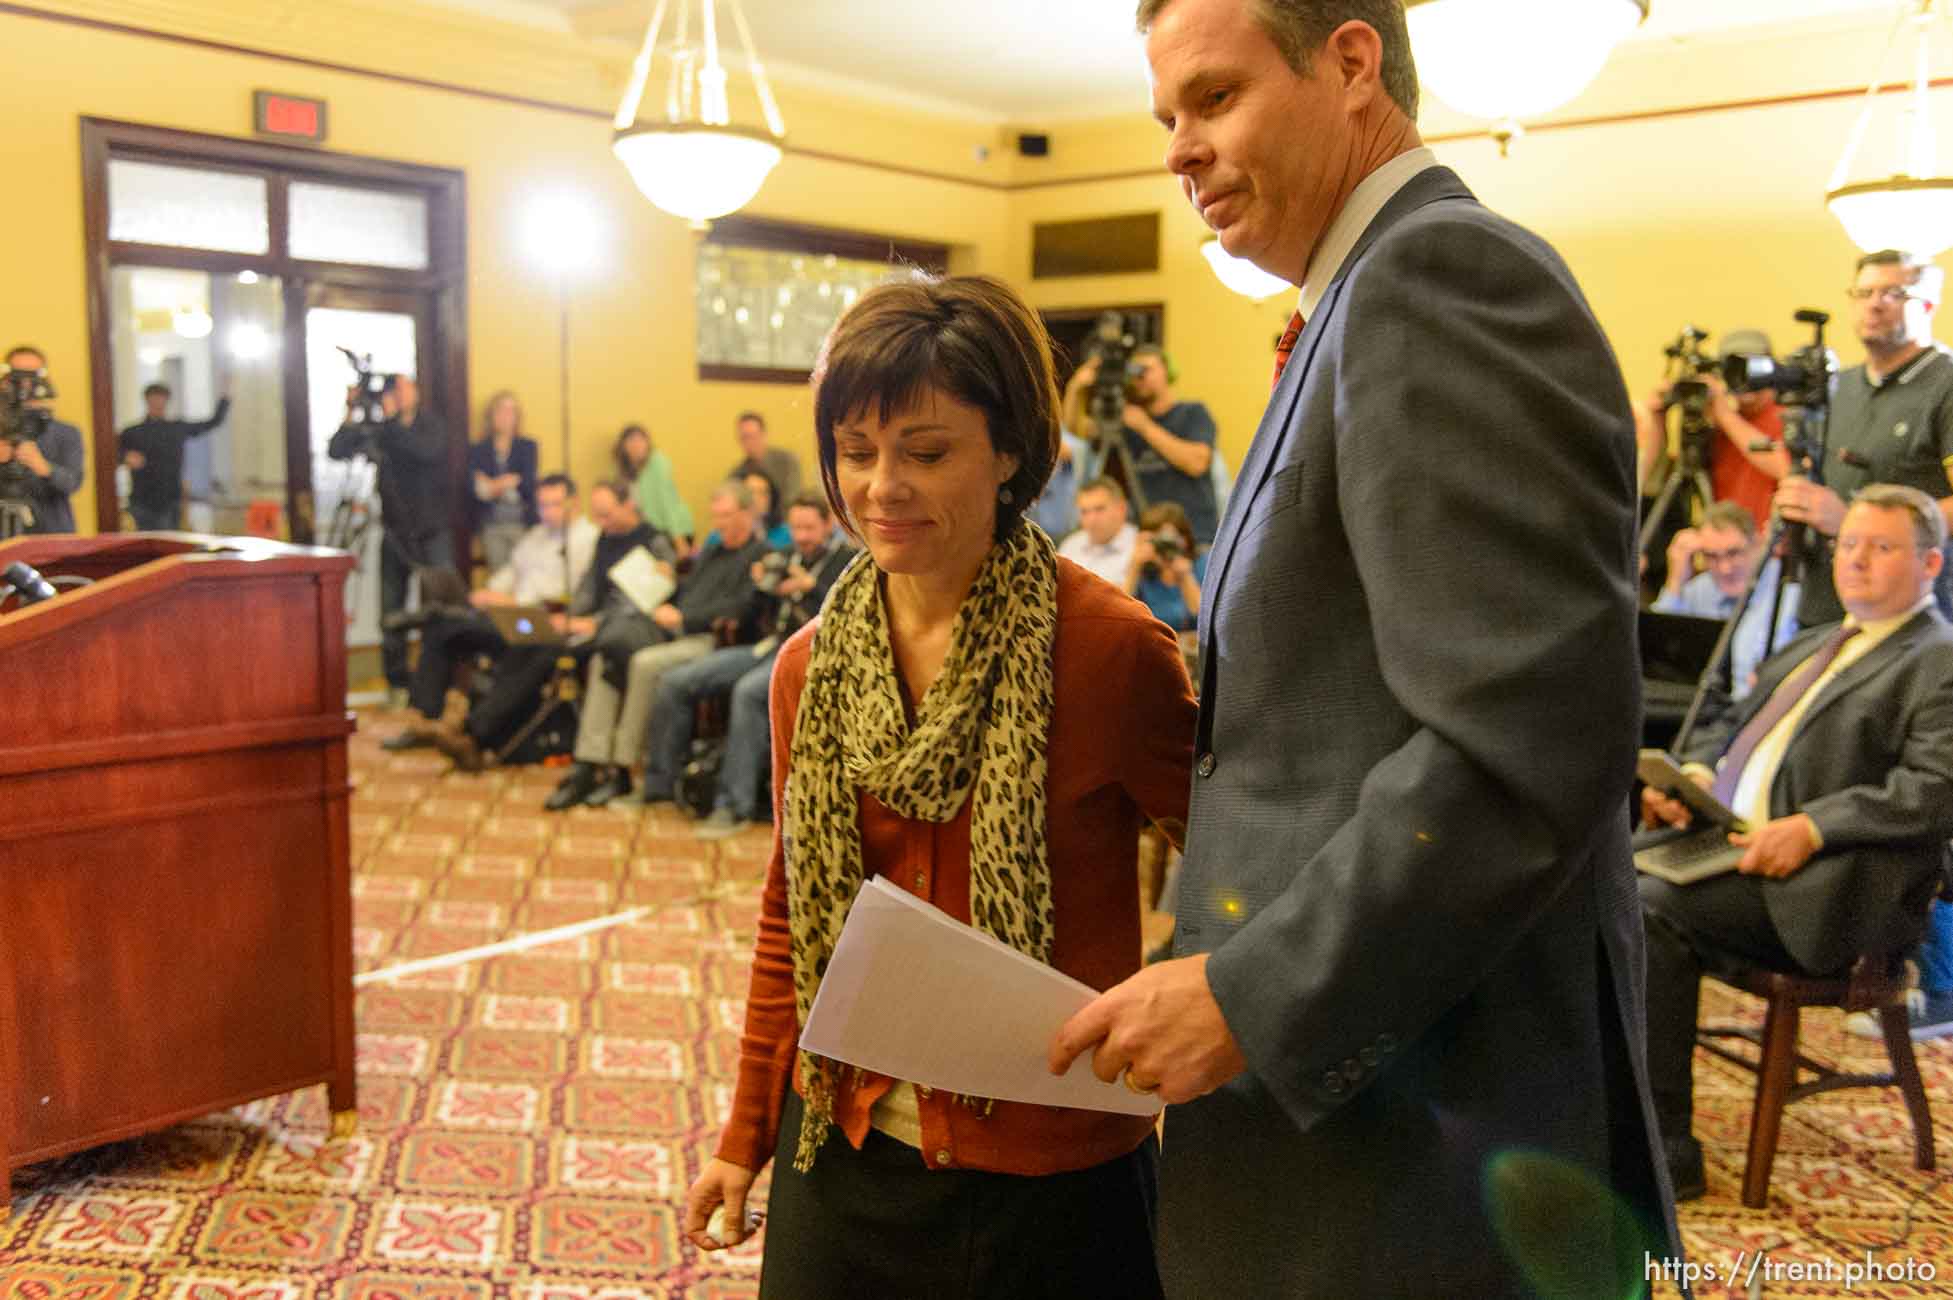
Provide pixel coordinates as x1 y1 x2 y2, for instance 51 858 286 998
339 346 390 429
753 549 792 596
0 365 55 530
1084 310 1147 440
1720 310 1836 411
1660 326 1718 420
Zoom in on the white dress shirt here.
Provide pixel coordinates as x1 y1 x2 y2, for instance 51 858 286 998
489 516 599 606
1058 521 1138 589
1298 146 1441 323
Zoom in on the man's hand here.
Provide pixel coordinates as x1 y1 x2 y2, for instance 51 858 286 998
652 603 684 633
1168 554 1195 585
1773 476 1847 536
1644 381 1674 416
776 570 816 599
1122 403 1156 437
470 589 513 609
1048 954 1247 1105
1732 815 1820 879
1640 785 1695 830
1068 358 1101 394
0 440 11 465
15 440 50 477
1663 527 1702 593
124 450 148 471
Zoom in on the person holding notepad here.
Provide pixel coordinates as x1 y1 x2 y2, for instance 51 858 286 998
1638 485 1953 1200
681 275 1197 1298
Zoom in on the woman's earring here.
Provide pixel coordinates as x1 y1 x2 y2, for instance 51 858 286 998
998 486 1014 504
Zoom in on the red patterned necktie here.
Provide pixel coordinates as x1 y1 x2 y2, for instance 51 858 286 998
1271 309 1305 391
1710 623 1862 808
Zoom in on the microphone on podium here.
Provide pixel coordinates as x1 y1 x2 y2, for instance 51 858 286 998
1 560 58 606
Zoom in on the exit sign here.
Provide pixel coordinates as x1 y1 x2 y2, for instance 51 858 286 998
254 92 327 144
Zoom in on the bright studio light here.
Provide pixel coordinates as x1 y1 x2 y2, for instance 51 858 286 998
229 321 274 360
525 192 600 276
1201 238 1293 301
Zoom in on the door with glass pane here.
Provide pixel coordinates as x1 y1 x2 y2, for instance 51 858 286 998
305 286 433 650
84 120 467 557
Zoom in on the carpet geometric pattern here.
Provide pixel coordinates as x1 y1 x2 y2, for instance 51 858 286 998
2 707 1950 1297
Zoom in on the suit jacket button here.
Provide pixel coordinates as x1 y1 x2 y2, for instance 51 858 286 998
1197 752 1217 778
935 1149 952 1166
1322 1072 1346 1095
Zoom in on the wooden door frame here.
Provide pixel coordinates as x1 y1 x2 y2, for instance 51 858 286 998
80 118 467 544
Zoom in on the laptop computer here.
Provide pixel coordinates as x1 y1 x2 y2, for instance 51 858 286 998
484 604 564 647
1640 609 1726 725
1632 749 1747 885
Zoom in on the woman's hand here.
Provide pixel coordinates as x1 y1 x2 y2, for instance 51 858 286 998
683 1157 759 1251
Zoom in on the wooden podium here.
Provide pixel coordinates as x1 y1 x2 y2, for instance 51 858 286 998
0 533 358 1211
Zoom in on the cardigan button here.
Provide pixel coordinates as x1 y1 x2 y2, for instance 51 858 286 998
935 1149 951 1167
1196 752 1216 778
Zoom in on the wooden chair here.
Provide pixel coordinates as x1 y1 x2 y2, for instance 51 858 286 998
1698 953 1935 1208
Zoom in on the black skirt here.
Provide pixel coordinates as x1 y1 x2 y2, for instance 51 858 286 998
757 1091 1164 1300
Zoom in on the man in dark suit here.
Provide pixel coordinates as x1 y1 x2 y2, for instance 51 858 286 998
1050 1 1679 1293
1641 485 1953 1200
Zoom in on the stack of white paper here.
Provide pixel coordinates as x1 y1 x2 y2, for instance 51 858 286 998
799 876 1161 1117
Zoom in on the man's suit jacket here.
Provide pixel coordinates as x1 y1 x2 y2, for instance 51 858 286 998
1160 167 1679 1297
1682 610 1953 973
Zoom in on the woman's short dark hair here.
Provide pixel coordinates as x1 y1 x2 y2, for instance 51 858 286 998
811 273 1060 542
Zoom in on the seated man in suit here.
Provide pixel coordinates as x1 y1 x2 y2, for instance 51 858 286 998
1640 483 1953 1201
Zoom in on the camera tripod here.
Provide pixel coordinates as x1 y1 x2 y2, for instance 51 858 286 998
0 500 33 541
1638 410 1718 561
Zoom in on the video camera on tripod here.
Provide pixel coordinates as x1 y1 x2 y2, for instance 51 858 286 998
1659 325 1717 423
0 362 55 539
1720 310 1837 415
1083 310 1145 439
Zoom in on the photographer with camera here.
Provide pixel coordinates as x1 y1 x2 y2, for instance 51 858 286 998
642 492 855 837
1063 343 1220 545
1124 501 1205 635
119 383 231 532
1633 328 1791 529
1769 251 1953 627
0 344 86 535
327 371 455 700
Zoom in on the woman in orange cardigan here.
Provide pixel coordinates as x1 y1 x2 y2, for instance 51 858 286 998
681 274 1197 1298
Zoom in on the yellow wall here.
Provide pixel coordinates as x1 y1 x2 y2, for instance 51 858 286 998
7 0 1949 531
0 5 1011 533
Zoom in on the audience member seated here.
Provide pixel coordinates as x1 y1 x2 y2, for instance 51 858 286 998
1124 501 1206 633
728 408 803 505
418 479 656 770
1028 428 1088 539
546 481 769 811
643 492 856 835
1056 476 1137 588
739 469 792 549
1637 484 1953 1202
385 473 597 752
1655 500 1800 700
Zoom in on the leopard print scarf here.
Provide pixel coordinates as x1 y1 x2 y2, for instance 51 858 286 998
781 521 1059 1171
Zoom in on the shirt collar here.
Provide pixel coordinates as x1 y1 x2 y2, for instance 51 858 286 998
1867 344 1947 389
1843 593 1934 641
1298 147 1441 321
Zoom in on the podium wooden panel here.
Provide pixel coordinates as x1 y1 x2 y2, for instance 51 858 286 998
0 533 358 1211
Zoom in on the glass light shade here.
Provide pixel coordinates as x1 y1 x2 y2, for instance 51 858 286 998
171 308 213 340
1408 0 1645 122
1200 238 1292 301
1826 179 1953 258
613 125 783 224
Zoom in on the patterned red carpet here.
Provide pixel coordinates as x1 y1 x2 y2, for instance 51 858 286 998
2 709 1949 1297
